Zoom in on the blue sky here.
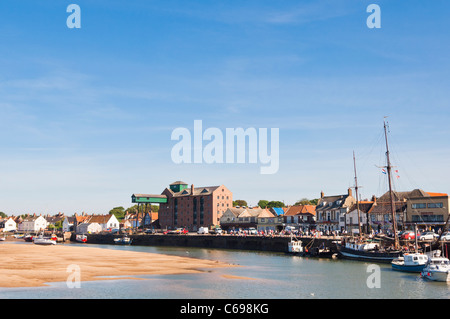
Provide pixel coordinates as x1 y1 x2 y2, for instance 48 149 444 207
1 0 450 214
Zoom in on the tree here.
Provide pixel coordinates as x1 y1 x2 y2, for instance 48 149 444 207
294 198 319 206
233 200 248 207
258 200 269 209
0 212 6 218
267 201 285 209
109 206 126 220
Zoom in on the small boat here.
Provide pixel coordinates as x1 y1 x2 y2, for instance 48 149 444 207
114 236 132 245
76 234 87 243
0 236 5 241
288 237 304 255
420 251 450 282
24 234 33 242
33 233 57 245
391 253 428 272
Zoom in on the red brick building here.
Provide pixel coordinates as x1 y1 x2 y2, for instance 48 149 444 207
158 181 233 231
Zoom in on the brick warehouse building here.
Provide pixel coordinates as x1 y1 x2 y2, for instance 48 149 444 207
158 181 233 231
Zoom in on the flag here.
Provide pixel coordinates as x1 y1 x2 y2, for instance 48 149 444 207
381 169 386 174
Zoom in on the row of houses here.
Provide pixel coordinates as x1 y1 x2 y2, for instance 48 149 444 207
218 188 449 234
316 188 450 234
0 212 158 234
1 182 448 235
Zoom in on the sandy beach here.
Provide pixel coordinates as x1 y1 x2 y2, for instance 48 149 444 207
0 244 234 288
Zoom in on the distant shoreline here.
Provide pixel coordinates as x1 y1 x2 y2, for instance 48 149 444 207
0 243 234 288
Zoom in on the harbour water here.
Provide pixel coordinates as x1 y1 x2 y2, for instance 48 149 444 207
0 242 449 299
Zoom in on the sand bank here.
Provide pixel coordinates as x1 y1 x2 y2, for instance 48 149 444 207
0 244 234 288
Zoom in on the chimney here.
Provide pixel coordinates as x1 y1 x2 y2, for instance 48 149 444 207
320 191 324 198
191 184 194 194
348 188 353 197
372 195 377 203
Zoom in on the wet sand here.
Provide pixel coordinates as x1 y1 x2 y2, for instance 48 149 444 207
0 244 234 288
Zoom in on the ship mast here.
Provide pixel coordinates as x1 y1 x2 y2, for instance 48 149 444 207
353 151 362 239
383 118 399 250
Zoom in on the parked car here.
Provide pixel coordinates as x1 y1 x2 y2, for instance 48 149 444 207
419 231 439 241
197 227 209 234
164 228 188 235
440 232 450 241
401 231 419 240
213 228 223 234
247 227 258 235
144 229 155 234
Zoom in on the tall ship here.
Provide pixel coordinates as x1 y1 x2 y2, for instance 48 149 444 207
336 119 402 263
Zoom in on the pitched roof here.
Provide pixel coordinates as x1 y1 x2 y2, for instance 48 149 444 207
271 207 285 216
86 214 113 224
348 201 375 214
370 202 407 215
377 189 428 202
284 205 316 216
316 193 354 211
225 207 275 218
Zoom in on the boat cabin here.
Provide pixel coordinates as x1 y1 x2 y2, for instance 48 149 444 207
403 254 428 265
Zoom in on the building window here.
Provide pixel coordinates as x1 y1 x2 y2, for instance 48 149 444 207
428 203 443 209
412 203 426 209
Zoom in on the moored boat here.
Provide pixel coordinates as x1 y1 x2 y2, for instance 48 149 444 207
33 233 57 245
76 234 87 243
287 237 304 255
337 120 403 263
336 240 402 263
420 251 450 282
114 235 132 245
392 253 428 272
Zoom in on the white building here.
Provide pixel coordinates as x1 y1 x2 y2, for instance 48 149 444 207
62 216 75 232
1 218 17 232
86 214 120 231
19 215 47 233
76 222 102 234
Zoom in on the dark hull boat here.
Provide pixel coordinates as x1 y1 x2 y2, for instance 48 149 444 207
336 242 402 263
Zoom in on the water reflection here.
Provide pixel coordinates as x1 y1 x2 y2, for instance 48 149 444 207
0 243 449 299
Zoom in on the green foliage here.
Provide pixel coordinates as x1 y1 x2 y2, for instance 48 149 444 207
266 201 285 209
109 206 126 220
0 212 6 218
258 200 269 208
233 200 248 207
294 198 319 206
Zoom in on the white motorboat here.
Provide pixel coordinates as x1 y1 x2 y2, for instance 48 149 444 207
420 251 450 282
33 233 56 245
391 253 428 273
288 238 304 255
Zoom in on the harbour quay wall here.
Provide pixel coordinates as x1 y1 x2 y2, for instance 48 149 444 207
84 234 339 254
